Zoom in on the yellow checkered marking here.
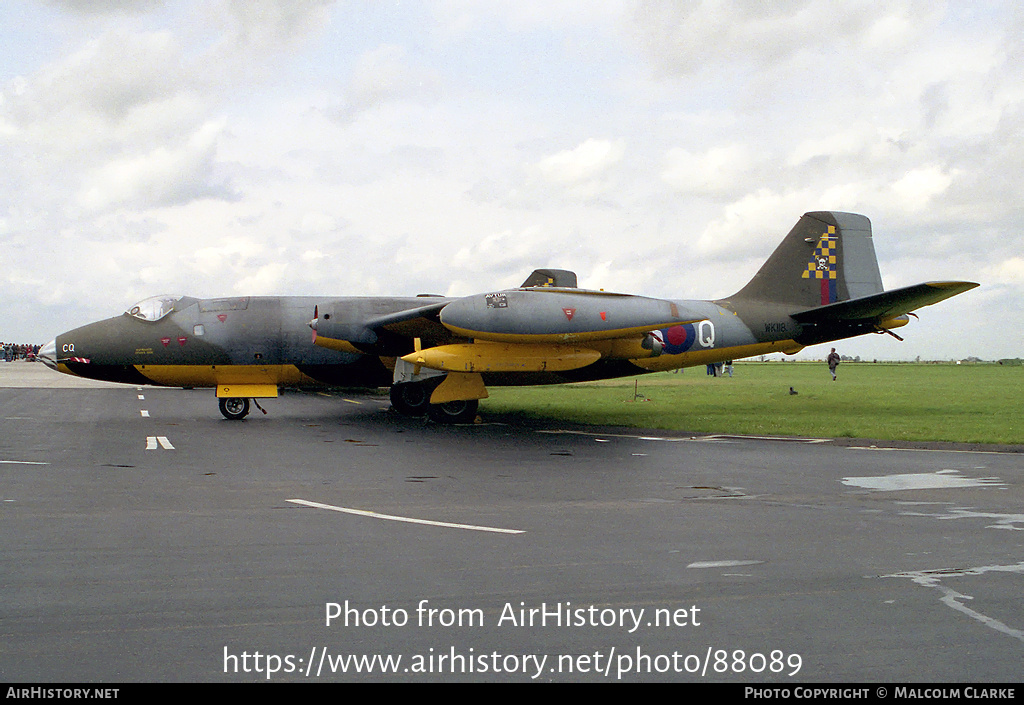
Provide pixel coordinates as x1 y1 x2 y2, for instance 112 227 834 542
802 226 838 280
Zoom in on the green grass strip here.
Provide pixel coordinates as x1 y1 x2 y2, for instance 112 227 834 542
483 362 1022 445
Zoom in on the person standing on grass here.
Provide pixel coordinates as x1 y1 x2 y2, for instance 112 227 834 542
827 348 841 381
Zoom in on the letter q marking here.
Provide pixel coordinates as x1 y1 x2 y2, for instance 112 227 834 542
698 320 715 348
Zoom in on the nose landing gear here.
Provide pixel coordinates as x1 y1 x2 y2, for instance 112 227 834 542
219 397 250 420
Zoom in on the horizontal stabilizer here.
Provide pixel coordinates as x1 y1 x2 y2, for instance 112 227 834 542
791 281 978 324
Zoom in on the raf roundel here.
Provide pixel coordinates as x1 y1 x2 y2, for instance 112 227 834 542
661 324 696 355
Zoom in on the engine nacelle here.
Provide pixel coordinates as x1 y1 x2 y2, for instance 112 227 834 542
439 289 700 343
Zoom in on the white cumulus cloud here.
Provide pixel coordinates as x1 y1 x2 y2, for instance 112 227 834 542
662 144 754 196
76 119 231 211
537 138 625 184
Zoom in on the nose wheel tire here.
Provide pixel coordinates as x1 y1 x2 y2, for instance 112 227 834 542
219 397 250 420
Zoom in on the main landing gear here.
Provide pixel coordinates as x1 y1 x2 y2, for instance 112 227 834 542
389 380 479 424
425 398 479 425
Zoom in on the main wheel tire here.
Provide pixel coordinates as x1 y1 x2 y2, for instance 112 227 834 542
389 381 436 417
426 398 479 425
219 397 250 420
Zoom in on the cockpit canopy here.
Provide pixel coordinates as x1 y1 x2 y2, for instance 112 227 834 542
126 295 181 322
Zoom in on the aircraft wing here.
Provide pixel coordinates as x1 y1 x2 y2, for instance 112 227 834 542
310 299 453 351
790 281 978 324
367 300 453 341
364 301 448 328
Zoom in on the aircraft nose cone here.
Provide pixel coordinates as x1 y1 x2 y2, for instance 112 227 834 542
38 339 58 370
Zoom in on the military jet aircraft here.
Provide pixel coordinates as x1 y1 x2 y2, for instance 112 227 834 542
40 211 977 423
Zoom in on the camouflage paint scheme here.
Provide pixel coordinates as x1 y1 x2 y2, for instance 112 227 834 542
40 212 977 423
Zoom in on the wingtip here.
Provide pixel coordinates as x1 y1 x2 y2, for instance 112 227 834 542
926 281 980 292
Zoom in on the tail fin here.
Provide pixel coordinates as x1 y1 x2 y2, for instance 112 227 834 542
521 268 578 288
731 211 883 308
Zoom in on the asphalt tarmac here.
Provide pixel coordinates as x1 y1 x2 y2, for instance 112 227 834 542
1 362 1022 682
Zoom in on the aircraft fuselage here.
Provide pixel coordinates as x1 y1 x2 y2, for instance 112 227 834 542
46 296 407 391
43 291 818 392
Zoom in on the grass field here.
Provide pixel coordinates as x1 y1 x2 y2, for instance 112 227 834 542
482 362 1023 445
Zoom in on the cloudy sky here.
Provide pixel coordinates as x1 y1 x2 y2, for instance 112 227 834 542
2 0 1021 360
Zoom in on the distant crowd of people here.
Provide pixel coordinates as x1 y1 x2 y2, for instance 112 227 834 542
2 342 41 362
703 352 843 380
